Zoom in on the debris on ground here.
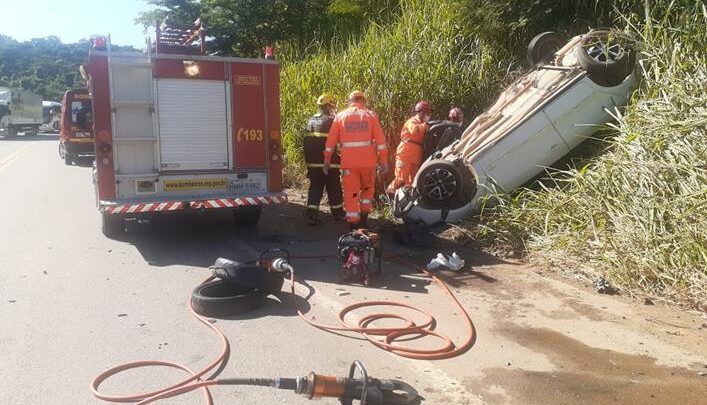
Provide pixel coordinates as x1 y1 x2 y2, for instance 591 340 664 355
593 276 616 294
336 290 351 297
427 252 465 271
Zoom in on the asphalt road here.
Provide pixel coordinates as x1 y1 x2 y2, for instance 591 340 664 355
1 135 706 405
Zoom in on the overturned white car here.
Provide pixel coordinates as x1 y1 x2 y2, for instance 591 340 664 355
397 30 637 225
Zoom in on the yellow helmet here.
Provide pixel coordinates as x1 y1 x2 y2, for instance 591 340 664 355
316 94 335 107
348 90 366 102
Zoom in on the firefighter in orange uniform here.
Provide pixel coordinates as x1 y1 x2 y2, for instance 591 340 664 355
323 91 388 229
387 101 432 193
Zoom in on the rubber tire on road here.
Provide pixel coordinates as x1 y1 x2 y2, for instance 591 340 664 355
191 279 267 318
417 159 466 208
233 205 262 227
64 152 73 165
102 213 125 238
527 31 565 66
58 142 66 160
575 29 635 87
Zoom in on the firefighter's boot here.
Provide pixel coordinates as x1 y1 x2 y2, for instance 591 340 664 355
332 208 345 222
306 210 322 225
359 213 369 229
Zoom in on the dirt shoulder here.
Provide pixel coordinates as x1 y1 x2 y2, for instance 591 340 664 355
278 190 706 404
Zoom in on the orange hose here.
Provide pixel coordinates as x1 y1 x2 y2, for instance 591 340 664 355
90 276 226 405
91 256 476 404
292 253 477 360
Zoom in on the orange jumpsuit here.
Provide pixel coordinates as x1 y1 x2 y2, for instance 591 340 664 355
389 116 428 191
324 102 388 224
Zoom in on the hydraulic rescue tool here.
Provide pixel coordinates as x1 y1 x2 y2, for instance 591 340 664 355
337 230 382 285
219 360 419 405
92 249 475 405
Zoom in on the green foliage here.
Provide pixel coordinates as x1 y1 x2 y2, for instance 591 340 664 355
280 0 513 185
0 36 136 100
478 0 707 305
137 0 397 58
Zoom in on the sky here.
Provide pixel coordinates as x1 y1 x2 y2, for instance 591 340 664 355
0 0 157 48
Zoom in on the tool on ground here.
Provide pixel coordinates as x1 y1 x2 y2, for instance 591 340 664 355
92 248 475 404
337 230 382 285
268 251 476 360
218 360 418 405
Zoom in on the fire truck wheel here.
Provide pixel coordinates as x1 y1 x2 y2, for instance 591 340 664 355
102 213 125 238
233 206 262 227
191 279 266 318
64 152 73 165
58 142 66 159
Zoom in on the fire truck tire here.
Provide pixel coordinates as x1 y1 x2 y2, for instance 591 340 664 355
64 152 73 165
102 213 125 238
191 279 266 318
233 206 261 227
58 142 66 159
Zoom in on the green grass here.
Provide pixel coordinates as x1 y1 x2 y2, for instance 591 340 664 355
476 1 707 306
279 0 513 186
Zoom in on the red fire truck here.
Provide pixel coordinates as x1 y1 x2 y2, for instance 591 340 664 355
82 21 286 237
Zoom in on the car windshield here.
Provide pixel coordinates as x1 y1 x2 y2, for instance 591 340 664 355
71 99 92 129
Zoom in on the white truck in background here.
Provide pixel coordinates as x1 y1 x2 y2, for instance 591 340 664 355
0 87 43 137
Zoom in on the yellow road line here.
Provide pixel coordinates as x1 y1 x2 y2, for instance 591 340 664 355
0 145 32 173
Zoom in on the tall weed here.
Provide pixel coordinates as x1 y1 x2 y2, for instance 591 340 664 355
279 0 513 186
479 1 707 305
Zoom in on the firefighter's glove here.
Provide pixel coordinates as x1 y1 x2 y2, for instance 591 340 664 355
322 162 331 175
377 164 389 175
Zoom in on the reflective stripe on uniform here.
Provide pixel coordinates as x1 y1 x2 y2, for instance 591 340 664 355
330 203 344 209
307 163 341 168
306 132 329 138
307 205 319 210
324 147 335 152
376 144 386 150
341 141 372 148
346 212 360 218
360 199 372 204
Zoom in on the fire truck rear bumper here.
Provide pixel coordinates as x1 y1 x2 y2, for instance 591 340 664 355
100 192 288 215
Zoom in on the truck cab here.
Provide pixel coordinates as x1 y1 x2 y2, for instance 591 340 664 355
58 89 94 164
83 22 286 237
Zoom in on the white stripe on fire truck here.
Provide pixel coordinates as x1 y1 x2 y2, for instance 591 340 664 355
245 197 257 205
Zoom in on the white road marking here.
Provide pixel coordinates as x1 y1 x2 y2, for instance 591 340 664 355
0 145 32 173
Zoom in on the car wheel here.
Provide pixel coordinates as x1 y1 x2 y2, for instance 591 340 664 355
417 160 465 208
58 142 66 159
527 31 565 66
576 29 635 87
64 151 73 165
233 205 262 227
101 213 125 238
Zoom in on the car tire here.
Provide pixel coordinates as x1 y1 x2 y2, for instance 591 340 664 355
59 142 67 160
233 205 262 227
191 279 267 318
64 151 73 165
576 29 635 87
527 31 565 66
417 160 467 208
102 213 125 238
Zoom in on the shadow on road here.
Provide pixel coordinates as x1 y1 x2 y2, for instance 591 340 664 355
119 199 509 296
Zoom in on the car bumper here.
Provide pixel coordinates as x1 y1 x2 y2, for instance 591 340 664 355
65 140 95 156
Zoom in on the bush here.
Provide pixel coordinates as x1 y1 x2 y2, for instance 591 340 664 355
478 1 707 306
279 0 513 186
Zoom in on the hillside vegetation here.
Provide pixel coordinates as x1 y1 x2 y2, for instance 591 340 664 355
475 1 707 306
0 36 136 100
280 0 512 184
